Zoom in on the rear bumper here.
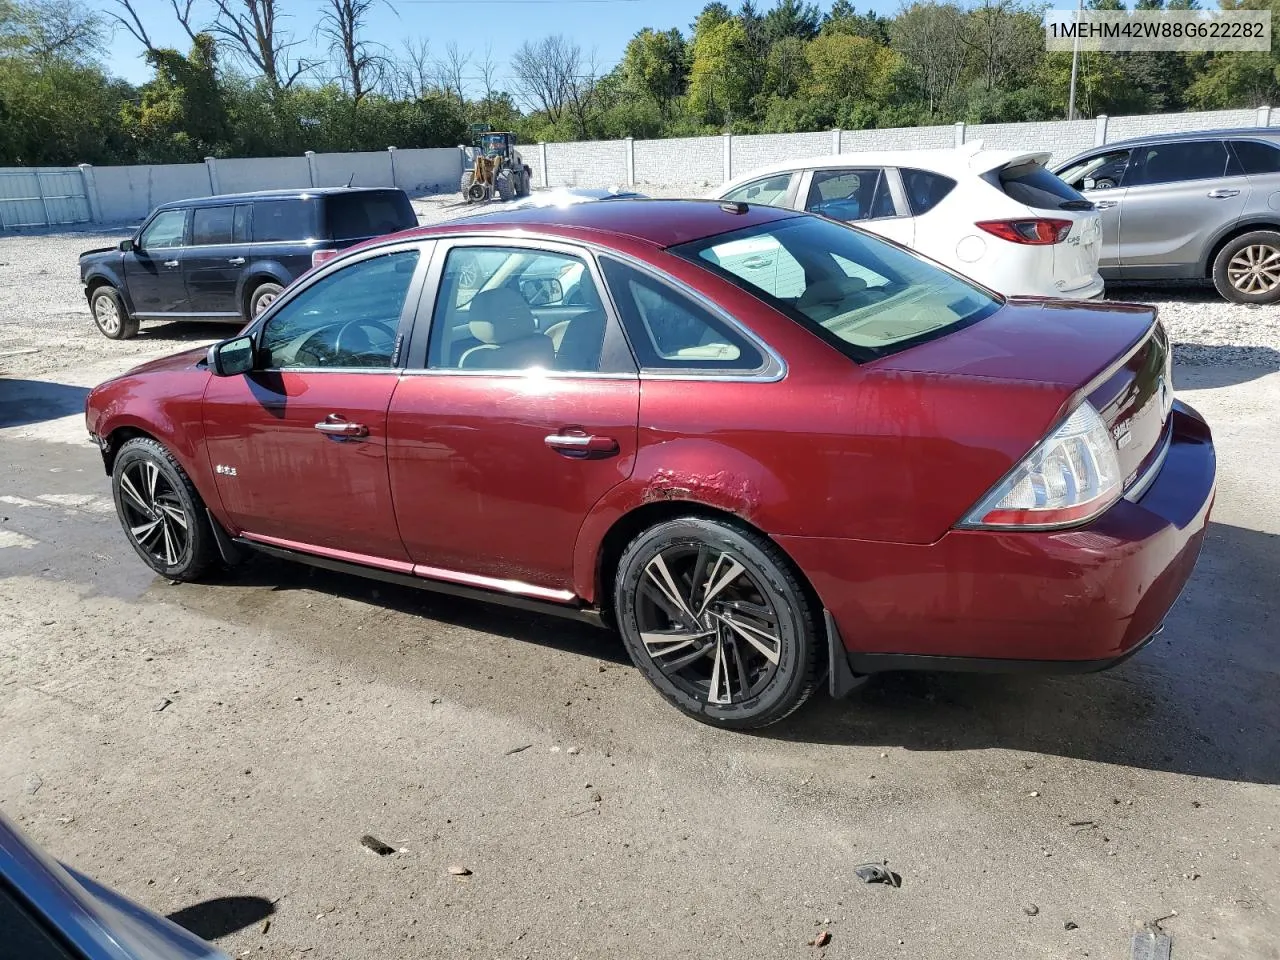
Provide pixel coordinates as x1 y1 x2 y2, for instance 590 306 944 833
780 401 1216 672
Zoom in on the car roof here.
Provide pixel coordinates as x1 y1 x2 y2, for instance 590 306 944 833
715 144 1049 193
409 198 800 247
1057 127 1280 164
155 186 401 211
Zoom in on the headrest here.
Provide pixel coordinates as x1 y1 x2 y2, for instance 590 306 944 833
468 287 537 344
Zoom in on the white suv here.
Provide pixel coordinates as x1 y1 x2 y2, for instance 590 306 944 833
713 145 1104 300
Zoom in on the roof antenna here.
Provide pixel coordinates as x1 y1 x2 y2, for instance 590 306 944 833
345 172 355 187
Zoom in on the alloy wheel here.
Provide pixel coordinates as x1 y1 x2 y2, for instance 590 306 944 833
253 290 278 315
633 543 782 706
1227 244 1280 295
117 459 190 568
94 295 121 335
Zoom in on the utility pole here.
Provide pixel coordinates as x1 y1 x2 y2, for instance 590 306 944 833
1067 0 1084 120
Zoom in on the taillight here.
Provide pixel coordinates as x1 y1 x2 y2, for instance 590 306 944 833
958 403 1122 529
975 219 1074 245
311 249 338 268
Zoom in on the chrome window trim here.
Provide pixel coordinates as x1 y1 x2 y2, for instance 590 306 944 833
595 248 787 384
398 368 636 381
1123 425 1172 503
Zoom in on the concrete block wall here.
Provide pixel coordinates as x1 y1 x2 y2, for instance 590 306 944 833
634 135 723 186
1107 108 1258 143
396 148 464 193
217 155 311 193
841 124 955 153
92 163 212 223
732 132 831 178
545 139 629 188
966 119 1096 164
312 150 394 188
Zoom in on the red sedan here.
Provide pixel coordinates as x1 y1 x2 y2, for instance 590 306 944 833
85 200 1216 729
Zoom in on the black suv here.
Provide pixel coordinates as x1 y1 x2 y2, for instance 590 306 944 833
80 187 418 339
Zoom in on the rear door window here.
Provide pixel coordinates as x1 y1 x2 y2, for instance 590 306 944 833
1128 140 1232 186
899 169 956 215
998 162 1092 211
805 168 897 222
325 191 417 242
1230 139 1280 175
192 205 235 245
252 199 318 242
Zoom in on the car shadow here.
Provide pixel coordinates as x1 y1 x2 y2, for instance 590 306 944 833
0 379 89 427
1173 350 1280 389
769 519 1280 786
134 320 242 343
166 895 275 941
225 554 631 665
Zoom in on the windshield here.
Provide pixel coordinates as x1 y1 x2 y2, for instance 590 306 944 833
672 216 1000 361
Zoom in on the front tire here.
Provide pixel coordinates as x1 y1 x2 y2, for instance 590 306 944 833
495 170 515 202
90 286 138 340
1213 230 1280 304
614 517 822 729
111 438 217 581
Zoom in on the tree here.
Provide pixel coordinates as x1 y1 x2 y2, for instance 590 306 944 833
766 35 809 98
690 1 732 34
2 0 104 61
762 0 821 43
388 36 430 98
959 0 1043 93
319 0 387 104
822 1 891 42
210 0 310 92
104 0 200 55
512 34 585 125
621 27 687 118
891 2 968 115
687 16 753 126
432 41 469 105
122 33 230 161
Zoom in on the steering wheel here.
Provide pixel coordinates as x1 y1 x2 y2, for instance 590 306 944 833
334 319 394 361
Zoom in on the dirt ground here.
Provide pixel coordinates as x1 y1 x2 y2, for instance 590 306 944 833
1 216 1278 960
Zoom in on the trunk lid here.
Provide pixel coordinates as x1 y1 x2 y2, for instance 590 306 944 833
873 298 1172 491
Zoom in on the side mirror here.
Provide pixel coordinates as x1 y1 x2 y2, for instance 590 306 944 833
119 238 135 252
207 335 255 377
519 277 563 306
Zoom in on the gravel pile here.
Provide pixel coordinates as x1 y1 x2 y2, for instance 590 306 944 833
3 193 1277 380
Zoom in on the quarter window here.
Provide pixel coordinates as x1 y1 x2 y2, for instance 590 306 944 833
258 249 419 369
599 257 763 372
192 205 235 245
899 168 957 214
1056 150 1130 191
1230 139 1280 175
721 173 794 207
428 246 608 373
1129 140 1231 186
139 209 187 250
805 168 897 222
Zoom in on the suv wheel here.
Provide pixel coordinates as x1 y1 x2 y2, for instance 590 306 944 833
247 282 284 318
90 286 139 340
1213 230 1280 304
111 437 217 581
613 516 822 729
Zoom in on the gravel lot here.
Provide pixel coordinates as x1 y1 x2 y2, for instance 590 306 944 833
2 196 1279 960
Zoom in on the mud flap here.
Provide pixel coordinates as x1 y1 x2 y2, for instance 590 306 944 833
207 509 245 566
825 610 867 698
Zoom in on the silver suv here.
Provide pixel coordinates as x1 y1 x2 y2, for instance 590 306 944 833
1054 128 1280 304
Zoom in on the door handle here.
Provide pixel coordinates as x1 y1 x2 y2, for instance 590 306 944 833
544 432 619 456
227 257 246 265
314 414 369 439
1095 200 1118 210
163 260 179 268
1207 188 1240 199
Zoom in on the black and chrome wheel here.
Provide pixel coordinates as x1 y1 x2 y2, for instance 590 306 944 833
614 517 821 729
90 286 139 340
111 438 217 581
1214 230 1280 305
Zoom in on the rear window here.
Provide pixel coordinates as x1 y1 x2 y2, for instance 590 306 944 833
325 191 417 242
900 168 956 215
1230 139 1280 175
673 216 1000 362
998 162 1092 211
252 199 318 243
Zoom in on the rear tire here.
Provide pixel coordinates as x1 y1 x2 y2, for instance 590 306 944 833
111 437 218 582
495 170 515 202
246 281 283 319
518 167 532 197
1213 230 1280 304
613 516 822 729
90 286 138 340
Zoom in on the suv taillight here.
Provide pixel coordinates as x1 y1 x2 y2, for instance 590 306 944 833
975 219 1073 245
311 249 338 268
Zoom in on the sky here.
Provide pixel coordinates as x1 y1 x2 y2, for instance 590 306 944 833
91 0 904 94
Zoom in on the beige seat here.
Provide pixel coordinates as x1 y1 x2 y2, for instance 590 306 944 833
459 288 555 370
